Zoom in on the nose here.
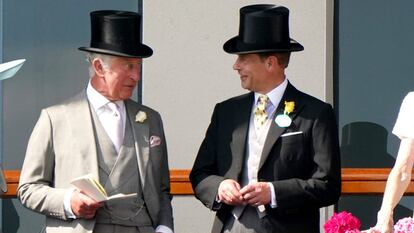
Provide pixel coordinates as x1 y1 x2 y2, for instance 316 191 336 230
129 59 142 81
233 57 240 71
130 65 141 81
131 72 140 81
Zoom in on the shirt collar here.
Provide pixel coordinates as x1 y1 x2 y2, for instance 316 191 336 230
86 82 125 113
254 78 288 108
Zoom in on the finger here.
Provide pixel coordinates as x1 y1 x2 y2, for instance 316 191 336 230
246 196 261 205
222 189 244 205
218 179 245 205
79 194 101 207
242 192 254 201
239 184 254 195
241 185 258 200
232 181 241 191
83 212 96 219
219 180 237 196
77 202 101 217
77 190 101 203
218 185 234 202
229 187 243 201
225 190 244 205
81 207 98 218
222 182 243 201
219 186 234 202
89 201 104 209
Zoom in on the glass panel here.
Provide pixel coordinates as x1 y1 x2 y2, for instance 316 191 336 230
335 0 414 229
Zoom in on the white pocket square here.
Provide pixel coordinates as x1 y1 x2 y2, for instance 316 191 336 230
280 131 303 137
150 135 161 147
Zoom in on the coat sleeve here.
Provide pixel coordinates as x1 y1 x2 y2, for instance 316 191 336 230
152 111 174 231
190 104 226 210
17 109 68 220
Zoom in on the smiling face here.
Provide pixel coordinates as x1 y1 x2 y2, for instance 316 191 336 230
91 55 142 101
233 53 268 93
233 53 286 94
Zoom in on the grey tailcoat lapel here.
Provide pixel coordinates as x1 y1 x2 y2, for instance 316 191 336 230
65 92 100 180
259 82 304 170
229 93 253 179
125 100 149 187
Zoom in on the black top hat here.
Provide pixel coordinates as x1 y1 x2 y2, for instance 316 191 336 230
79 10 153 58
223 4 304 54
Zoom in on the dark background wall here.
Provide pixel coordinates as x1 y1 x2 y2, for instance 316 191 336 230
335 0 414 229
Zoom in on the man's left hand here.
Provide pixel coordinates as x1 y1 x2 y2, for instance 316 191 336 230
239 182 271 207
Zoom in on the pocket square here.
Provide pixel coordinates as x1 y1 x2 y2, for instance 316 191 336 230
150 135 161 147
281 131 303 137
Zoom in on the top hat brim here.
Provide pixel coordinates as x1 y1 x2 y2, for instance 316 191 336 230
78 43 153 58
223 36 304 54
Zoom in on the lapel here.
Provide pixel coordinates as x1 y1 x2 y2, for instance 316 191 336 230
259 82 305 169
64 92 99 179
229 93 253 179
125 99 149 187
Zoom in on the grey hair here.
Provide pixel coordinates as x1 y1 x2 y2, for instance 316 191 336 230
85 52 115 77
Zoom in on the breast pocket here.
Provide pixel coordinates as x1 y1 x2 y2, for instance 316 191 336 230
279 133 305 162
281 132 303 144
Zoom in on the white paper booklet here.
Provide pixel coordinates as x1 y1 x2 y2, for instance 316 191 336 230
70 174 137 202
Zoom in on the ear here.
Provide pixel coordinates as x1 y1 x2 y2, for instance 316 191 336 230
266 56 278 70
92 58 105 77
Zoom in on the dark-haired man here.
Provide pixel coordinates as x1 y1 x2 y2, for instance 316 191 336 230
190 5 341 233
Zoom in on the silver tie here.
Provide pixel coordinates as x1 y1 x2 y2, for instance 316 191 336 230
107 102 123 153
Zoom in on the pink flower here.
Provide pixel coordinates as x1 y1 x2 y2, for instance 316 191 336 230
324 211 361 233
394 217 414 233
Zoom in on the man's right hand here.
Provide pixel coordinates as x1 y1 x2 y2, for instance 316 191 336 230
217 179 245 206
70 190 103 219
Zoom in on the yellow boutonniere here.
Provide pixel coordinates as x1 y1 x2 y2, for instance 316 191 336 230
135 111 147 123
284 101 295 115
275 100 295 128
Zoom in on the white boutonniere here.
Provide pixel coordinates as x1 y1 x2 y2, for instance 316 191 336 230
275 101 295 127
135 111 147 123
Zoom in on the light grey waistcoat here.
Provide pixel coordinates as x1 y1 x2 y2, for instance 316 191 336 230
89 106 152 227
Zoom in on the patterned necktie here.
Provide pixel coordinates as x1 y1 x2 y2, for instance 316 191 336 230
107 102 123 153
254 95 269 130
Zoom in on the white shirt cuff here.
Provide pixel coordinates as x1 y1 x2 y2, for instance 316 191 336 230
64 189 77 219
155 225 173 233
267 182 277 208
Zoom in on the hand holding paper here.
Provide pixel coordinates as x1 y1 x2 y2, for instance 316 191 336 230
71 190 103 219
70 174 137 202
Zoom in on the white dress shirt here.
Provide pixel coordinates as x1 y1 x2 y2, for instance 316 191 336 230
87 82 126 152
249 78 288 208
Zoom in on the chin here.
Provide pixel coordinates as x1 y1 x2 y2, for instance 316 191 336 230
241 84 251 91
120 93 133 100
